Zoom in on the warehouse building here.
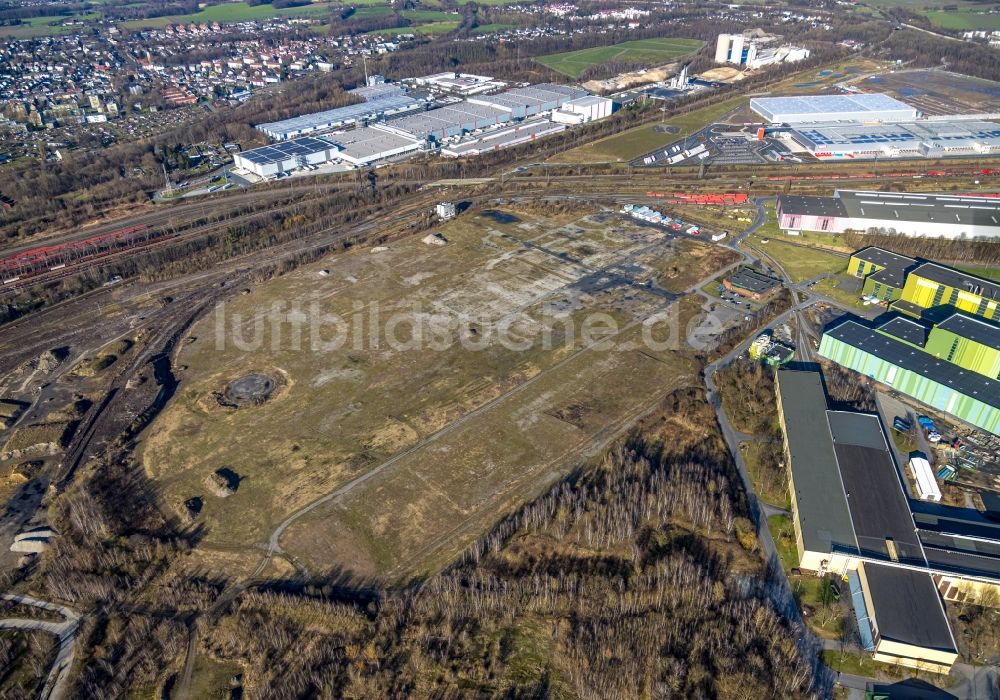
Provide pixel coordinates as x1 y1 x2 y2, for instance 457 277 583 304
234 128 423 177
777 191 1000 240
378 102 511 141
550 95 614 124
441 120 566 157
895 261 1000 322
326 127 422 166
256 85 423 141
467 83 589 119
787 120 1000 159
819 317 1000 435
412 72 506 96
775 369 960 673
233 136 338 178
846 246 918 303
848 252 1000 323
750 93 919 124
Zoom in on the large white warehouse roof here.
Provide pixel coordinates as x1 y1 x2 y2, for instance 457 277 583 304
750 93 919 124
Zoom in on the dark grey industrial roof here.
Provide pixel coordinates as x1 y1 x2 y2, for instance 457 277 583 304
853 246 916 289
869 266 909 289
727 268 781 294
828 411 925 566
915 506 1000 578
922 542 1000 579
776 370 857 556
913 507 1000 541
909 262 1000 302
878 316 930 347
838 191 1000 232
777 194 847 218
863 563 956 653
917 506 1000 579
853 246 916 271
936 313 1000 349
824 318 1000 410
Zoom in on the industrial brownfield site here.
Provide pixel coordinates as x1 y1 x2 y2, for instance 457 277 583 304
3 2 1000 697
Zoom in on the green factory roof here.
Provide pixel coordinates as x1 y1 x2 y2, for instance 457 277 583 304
824 318 1000 410
776 370 857 557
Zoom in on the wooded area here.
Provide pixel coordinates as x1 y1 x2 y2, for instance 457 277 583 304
4 387 816 697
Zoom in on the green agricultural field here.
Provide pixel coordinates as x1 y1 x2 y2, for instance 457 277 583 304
142 207 738 580
552 95 744 164
121 1 334 29
412 20 459 33
536 37 703 79
0 11 99 37
350 5 394 18
472 23 514 33
955 264 1000 282
864 0 984 7
401 9 455 21
925 9 1000 30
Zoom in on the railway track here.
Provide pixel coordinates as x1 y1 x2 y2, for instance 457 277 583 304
4 162 1000 298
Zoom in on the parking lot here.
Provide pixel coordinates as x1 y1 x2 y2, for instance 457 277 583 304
634 123 799 167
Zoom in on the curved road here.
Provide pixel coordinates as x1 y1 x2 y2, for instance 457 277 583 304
0 594 80 700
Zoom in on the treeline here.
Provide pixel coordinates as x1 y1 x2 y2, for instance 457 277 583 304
885 29 1000 81
5 380 818 697
0 629 54 700
821 362 876 412
197 388 815 698
0 3 87 21
843 230 1000 266
89 0 199 21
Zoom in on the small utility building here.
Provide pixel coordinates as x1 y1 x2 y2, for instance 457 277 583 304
723 268 782 301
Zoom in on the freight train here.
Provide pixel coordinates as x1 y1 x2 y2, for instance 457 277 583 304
1 225 155 285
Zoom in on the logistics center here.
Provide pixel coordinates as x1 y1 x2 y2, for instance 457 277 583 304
751 93 1000 161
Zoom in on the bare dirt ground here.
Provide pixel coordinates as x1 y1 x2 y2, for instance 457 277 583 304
583 61 680 93
141 206 740 579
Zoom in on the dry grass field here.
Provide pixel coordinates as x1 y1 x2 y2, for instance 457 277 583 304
142 207 737 578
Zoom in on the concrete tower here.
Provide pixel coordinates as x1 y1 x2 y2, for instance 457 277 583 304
715 34 731 64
